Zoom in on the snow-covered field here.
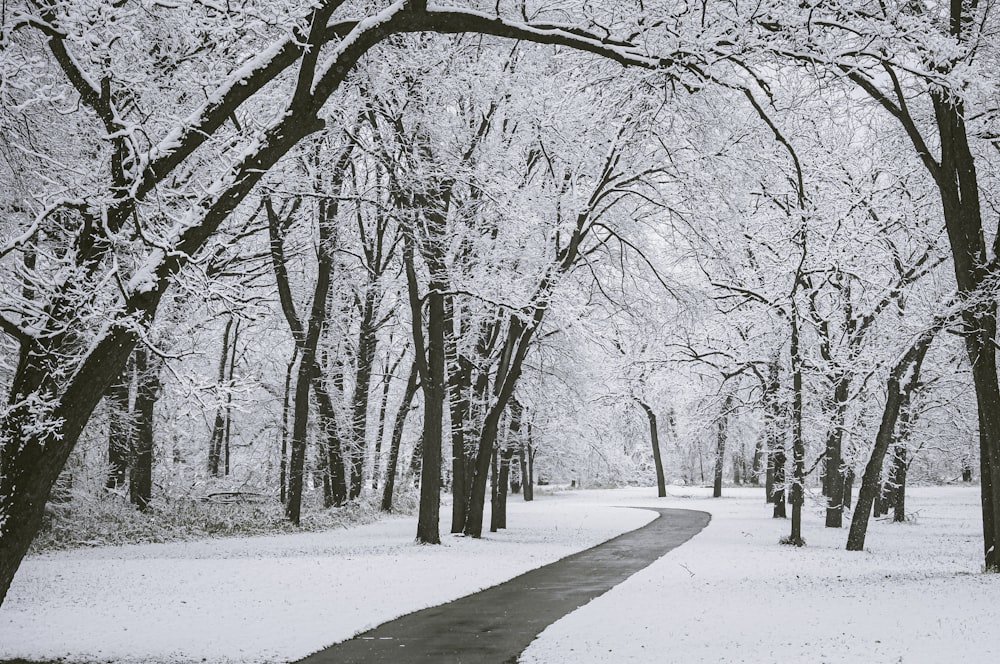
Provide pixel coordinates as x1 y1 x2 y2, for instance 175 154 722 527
2 486 996 663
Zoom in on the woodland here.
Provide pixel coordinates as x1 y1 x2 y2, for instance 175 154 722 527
2 0 1000 614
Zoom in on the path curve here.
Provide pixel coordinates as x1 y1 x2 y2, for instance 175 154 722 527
294 507 710 664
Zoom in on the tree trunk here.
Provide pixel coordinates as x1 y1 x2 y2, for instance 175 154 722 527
445 296 472 534
381 361 419 512
223 319 239 476
847 330 934 551
406 232 446 544
130 347 161 511
750 435 764 487
105 362 132 491
283 196 338 526
788 315 805 544
843 468 854 509
892 446 907 523
638 400 666 498
348 286 378 499
208 315 233 477
371 348 402 491
497 447 513 529
0 323 141 605
314 376 348 507
490 447 500 533
714 395 732 499
279 348 297 505
524 423 535 502
825 376 850 528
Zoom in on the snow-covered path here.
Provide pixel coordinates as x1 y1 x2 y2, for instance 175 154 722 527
2 486 997 664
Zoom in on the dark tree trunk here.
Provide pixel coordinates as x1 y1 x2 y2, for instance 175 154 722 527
847 330 934 551
932 12 1000 573
524 423 535 502
891 451 908 523
279 348 297 505
348 287 378 499
843 468 854 509
490 447 500 532
857 4 1000 569
281 197 338 526
750 435 764 487
381 361 419 512
371 348 402 491
787 315 805 544
105 362 132 490
130 347 161 511
638 400 666 498
223 319 239 476
714 396 732 499
873 486 887 518
768 357 787 518
497 447 513 529
0 322 142 605
825 376 850 528
314 377 348 507
445 296 472 534
405 231 446 543
208 315 234 477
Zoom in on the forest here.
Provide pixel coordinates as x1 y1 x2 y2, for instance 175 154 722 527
2 0 999 625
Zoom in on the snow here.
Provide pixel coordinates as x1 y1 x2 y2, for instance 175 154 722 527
0 497 652 663
521 486 999 664
2 486 997 664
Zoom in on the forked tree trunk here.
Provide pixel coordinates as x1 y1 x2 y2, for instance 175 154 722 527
847 329 934 551
381 362 419 512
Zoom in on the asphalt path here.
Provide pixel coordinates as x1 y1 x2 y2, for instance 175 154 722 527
294 506 710 664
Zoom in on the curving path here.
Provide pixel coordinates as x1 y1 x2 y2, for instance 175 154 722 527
294 507 710 664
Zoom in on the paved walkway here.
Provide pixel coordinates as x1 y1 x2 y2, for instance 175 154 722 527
294 507 710 664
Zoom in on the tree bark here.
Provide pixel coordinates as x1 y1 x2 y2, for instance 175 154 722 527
104 362 132 491
787 314 805 544
825 376 850 528
445 296 472 533
714 395 733 499
381 361 419 512
638 400 667 497
130 346 161 511
314 376 348 506
847 330 934 551
208 315 233 477
348 286 379 499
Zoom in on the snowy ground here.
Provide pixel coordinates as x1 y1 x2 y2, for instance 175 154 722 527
0 495 653 663
521 486 998 664
2 486 996 663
